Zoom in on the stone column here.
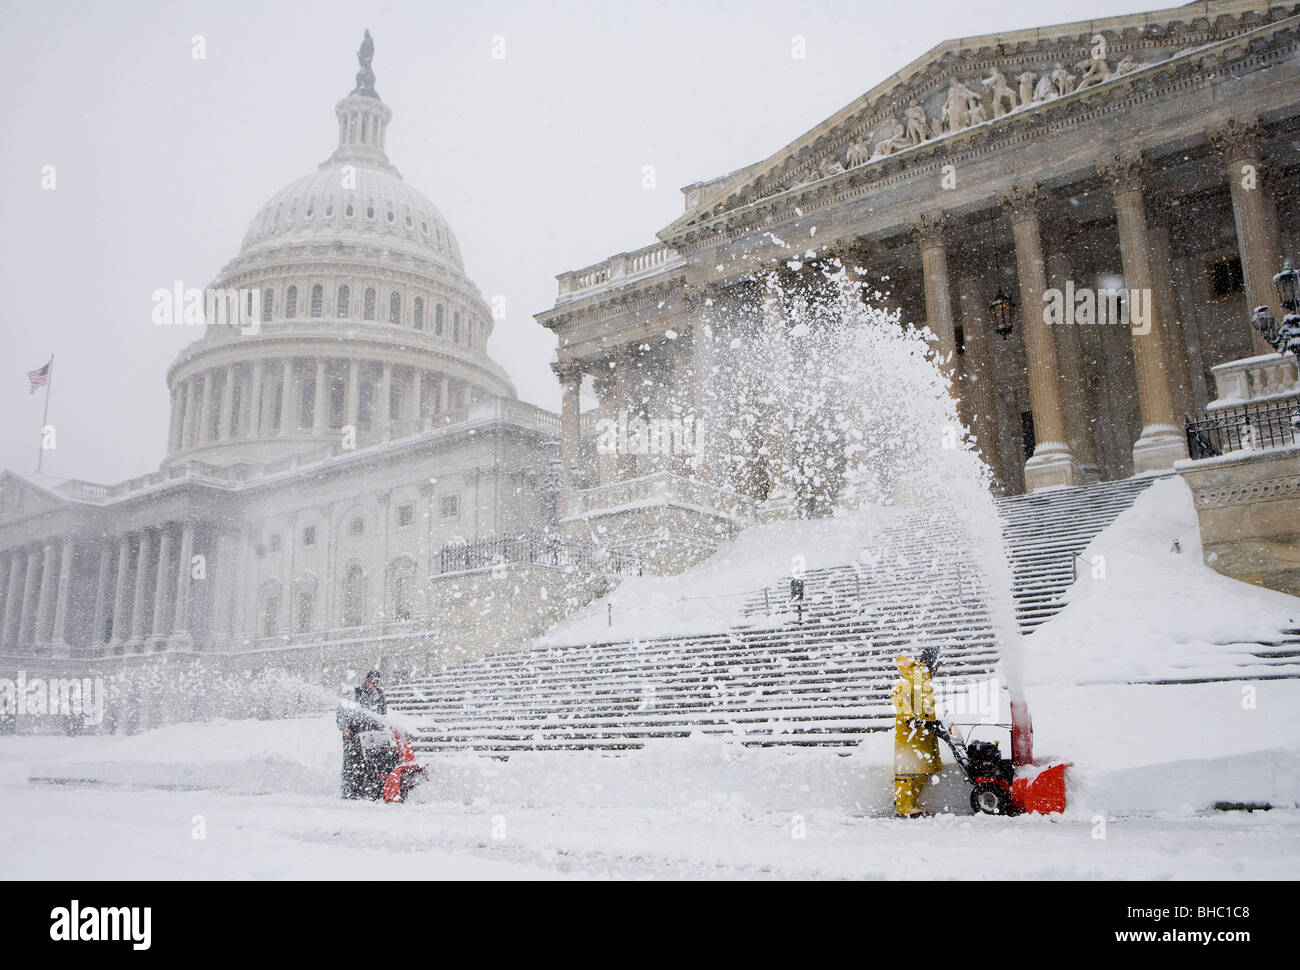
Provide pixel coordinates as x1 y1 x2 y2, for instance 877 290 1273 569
171 522 195 650
128 531 151 649
246 361 264 439
167 386 183 452
150 527 173 646
1044 248 1101 479
280 359 298 434
218 365 235 440
312 359 328 435
48 538 74 656
178 379 195 448
109 536 131 650
438 375 449 415
16 547 40 648
91 542 112 648
1147 210 1198 420
1212 119 1285 356
955 275 1004 481
689 313 717 485
32 543 58 648
999 184 1080 490
198 371 215 445
209 532 235 645
1 551 24 647
911 211 959 372
345 360 360 429
378 361 392 440
1098 153 1189 472
556 362 582 493
409 369 423 430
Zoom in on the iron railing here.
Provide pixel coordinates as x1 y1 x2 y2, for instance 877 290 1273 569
437 533 642 576
1185 400 1300 460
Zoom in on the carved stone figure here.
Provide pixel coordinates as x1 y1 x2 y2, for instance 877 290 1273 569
1075 54 1111 90
1051 64 1076 97
1017 71 1037 106
1115 55 1138 74
819 157 846 178
942 79 983 132
984 68 1018 118
873 117 907 157
1032 72 1057 102
902 101 930 145
845 141 872 168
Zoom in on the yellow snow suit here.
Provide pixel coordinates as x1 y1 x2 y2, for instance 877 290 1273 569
892 654 941 817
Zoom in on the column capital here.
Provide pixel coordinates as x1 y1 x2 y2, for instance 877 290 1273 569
1097 151 1147 192
998 183 1044 224
551 359 585 385
908 210 948 250
1209 117 1263 164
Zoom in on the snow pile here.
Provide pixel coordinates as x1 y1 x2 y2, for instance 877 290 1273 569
1025 476 1300 686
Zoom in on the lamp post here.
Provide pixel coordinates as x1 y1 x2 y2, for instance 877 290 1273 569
988 287 1015 340
1273 261 1300 359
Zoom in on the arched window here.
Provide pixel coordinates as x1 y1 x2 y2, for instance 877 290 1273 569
337 285 350 318
435 304 444 335
453 311 460 343
261 288 273 323
388 558 417 622
366 204 375 219
285 286 298 319
363 288 376 321
310 284 323 318
293 578 316 634
259 581 282 637
389 292 402 326
345 202 354 217
343 564 366 627
413 297 424 330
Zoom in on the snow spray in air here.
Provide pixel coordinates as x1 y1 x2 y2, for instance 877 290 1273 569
707 256 1031 757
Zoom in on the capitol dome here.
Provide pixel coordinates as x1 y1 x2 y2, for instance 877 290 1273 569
164 32 516 468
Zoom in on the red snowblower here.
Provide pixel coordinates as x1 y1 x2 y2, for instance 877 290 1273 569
356 727 428 803
933 716 1071 816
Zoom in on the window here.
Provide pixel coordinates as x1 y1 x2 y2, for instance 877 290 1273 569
261 288 273 323
404 213 413 229
954 325 965 355
310 284 323 318
268 533 282 554
390 560 416 621
326 201 334 217
397 503 414 528
305 198 315 219
294 584 315 633
1206 256 1244 299
435 304 444 335
364 288 376 321
345 202 354 217
413 297 424 330
390 292 402 326
440 494 460 519
453 312 460 343
285 286 297 319
299 379 313 429
386 209 395 224
302 525 316 546
350 516 365 538
342 564 366 627
260 583 281 637
337 285 350 318
366 205 375 219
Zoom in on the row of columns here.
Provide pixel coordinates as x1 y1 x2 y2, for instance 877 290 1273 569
169 358 465 453
0 540 73 656
910 132 1285 491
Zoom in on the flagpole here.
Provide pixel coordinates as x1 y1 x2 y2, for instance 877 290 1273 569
35 354 54 475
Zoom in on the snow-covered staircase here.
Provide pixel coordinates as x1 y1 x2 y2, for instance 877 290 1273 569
388 513 998 753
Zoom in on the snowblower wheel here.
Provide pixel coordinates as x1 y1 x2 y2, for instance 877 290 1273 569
970 781 1013 816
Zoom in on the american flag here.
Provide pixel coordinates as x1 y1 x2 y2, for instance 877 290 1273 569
27 361 50 394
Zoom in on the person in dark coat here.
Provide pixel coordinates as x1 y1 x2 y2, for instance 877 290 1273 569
337 670 388 799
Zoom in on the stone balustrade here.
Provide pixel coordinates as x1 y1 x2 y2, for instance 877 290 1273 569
1208 352 1300 410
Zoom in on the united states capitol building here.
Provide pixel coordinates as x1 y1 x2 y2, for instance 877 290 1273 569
2 1 1299 697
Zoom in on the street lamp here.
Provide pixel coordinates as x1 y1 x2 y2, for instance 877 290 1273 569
1274 260 1300 314
988 287 1016 340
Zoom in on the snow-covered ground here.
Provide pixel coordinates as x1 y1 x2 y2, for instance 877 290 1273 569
4 477 1298 880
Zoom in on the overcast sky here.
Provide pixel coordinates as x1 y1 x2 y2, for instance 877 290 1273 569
0 0 1156 485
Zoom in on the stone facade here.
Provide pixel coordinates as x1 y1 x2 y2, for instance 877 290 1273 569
538 1 1300 567
0 44 562 681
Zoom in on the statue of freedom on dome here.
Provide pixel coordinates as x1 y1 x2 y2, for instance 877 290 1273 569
353 29 377 97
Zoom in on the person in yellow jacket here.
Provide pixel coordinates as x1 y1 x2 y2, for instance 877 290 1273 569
892 647 941 817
